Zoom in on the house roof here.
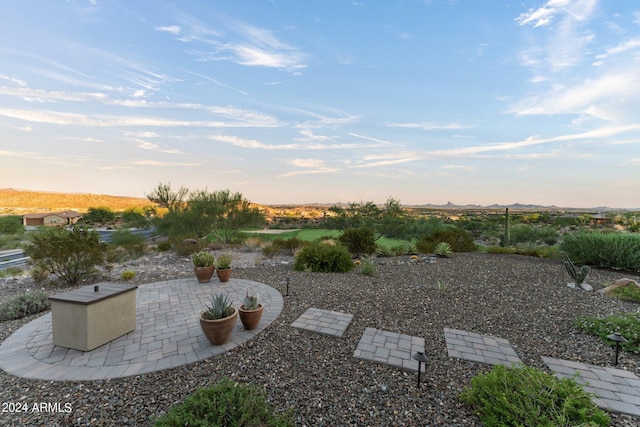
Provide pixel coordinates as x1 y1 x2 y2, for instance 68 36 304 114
23 210 83 219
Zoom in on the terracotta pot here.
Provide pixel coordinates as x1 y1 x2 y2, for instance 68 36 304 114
194 266 215 283
239 304 264 330
199 307 238 345
216 268 232 282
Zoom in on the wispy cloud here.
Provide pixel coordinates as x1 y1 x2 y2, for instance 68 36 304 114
278 158 340 177
386 121 471 131
155 25 181 35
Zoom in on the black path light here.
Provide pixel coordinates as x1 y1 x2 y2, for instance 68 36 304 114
412 351 428 388
607 332 628 365
285 275 290 297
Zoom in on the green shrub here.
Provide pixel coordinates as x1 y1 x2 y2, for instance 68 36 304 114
24 227 106 285
0 267 23 278
153 378 293 427
510 224 559 246
294 241 354 273
561 231 640 273
121 270 136 281
262 237 306 257
157 240 172 252
0 215 24 234
416 226 477 254
609 283 640 303
30 265 50 283
577 312 640 354
110 229 146 258
338 227 377 257
0 291 51 321
460 364 609 427
360 257 376 276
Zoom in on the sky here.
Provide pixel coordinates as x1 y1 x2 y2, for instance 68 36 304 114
1 1 639 208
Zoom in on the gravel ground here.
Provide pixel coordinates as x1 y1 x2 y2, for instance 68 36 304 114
2 251 640 426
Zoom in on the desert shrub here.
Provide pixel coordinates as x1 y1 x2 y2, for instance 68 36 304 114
577 312 640 354
24 227 106 285
153 378 293 427
360 256 376 276
416 226 477 254
174 238 202 256
157 240 172 252
121 208 149 228
109 229 146 258
294 241 354 273
84 206 116 224
30 265 50 283
460 364 609 427
0 291 51 321
561 231 640 272
120 270 136 281
0 215 24 234
338 227 377 257
0 267 23 278
609 283 640 303
510 224 559 246
484 245 558 258
262 237 306 257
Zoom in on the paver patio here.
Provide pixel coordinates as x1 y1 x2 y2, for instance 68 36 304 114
0 278 283 381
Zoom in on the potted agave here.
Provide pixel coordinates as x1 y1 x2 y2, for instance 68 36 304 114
192 251 215 283
239 289 263 330
199 293 238 345
216 253 233 282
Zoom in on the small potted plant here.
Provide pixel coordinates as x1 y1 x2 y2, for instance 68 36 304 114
200 293 238 345
192 251 215 283
239 289 264 330
216 253 233 282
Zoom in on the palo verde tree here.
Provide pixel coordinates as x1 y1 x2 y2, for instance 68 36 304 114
148 183 264 244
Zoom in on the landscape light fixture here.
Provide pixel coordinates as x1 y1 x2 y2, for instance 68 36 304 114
412 351 428 388
607 332 628 366
285 275 290 297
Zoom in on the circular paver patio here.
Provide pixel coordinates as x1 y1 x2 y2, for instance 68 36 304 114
0 277 283 381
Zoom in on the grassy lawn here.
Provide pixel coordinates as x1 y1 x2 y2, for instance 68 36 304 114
242 228 411 251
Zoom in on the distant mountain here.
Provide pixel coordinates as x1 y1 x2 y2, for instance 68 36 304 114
0 188 152 213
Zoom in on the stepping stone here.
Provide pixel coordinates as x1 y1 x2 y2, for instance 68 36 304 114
291 308 353 338
444 328 522 366
353 327 425 373
543 356 640 417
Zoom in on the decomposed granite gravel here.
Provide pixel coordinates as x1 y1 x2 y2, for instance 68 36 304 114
2 251 640 426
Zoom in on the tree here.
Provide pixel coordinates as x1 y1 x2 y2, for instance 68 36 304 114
24 227 107 285
84 206 116 223
148 183 265 243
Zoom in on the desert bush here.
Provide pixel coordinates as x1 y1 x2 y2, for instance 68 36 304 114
0 267 23 278
157 240 172 252
0 215 24 234
24 227 106 285
174 238 202 256
434 242 453 258
360 256 376 276
262 237 306 257
153 378 293 427
560 231 640 272
84 206 116 224
460 364 609 427
294 241 354 273
416 226 477 253
577 312 640 354
30 265 50 283
120 270 136 281
609 283 640 303
510 224 559 246
338 227 377 257
109 229 146 258
0 291 51 321
484 245 559 258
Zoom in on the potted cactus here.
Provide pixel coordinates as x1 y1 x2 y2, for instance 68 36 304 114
199 293 238 345
192 251 215 283
216 253 233 282
238 289 263 330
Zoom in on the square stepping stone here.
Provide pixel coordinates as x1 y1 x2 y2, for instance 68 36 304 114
543 356 640 417
444 328 522 366
353 327 425 373
291 308 353 338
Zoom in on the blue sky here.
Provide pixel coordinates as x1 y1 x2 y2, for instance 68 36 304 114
1 1 639 208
